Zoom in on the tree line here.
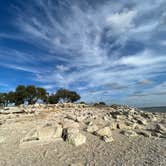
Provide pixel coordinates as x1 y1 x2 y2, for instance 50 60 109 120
0 85 80 107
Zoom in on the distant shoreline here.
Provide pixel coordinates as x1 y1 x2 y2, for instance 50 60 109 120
140 106 166 113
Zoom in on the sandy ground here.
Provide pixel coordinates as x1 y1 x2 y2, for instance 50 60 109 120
0 105 166 166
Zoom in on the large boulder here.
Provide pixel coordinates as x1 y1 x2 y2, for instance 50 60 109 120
95 126 112 137
66 132 86 146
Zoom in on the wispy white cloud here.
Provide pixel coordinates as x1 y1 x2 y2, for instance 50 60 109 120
119 50 166 66
106 10 137 34
0 0 166 106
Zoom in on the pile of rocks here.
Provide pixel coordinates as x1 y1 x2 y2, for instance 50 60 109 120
21 120 86 147
1 103 165 148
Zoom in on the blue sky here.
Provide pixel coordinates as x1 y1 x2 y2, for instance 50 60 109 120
0 0 166 107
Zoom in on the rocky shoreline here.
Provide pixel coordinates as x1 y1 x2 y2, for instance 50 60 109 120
0 104 166 166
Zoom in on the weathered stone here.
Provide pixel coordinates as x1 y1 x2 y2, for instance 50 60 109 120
38 125 62 141
155 124 166 134
125 121 137 129
54 125 63 138
117 122 132 130
67 132 86 146
87 121 93 126
69 162 83 166
65 115 76 121
160 119 166 124
0 136 6 143
102 136 114 143
134 124 145 130
110 112 121 119
95 127 112 137
136 117 148 125
137 130 151 137
118 115 127 120
103 116 109 121
109 122 117 130
0 120 5 125
22 129 39 142
67 128 79 134
62 120 80 129
121 130 137 137
76 116 85 122
87 125 99 133
38 126 55 141
151 131 160 137
159 134 166 139
129 108 136 114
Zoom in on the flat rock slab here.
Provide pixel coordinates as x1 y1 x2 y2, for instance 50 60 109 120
20 125 63 147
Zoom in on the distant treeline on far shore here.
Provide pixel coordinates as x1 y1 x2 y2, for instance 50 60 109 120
0 85 81 107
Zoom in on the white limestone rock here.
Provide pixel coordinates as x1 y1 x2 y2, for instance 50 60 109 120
95 126 112 137
121 130 138 137
67 132 86 146
87 125 99 133
102 136 114 143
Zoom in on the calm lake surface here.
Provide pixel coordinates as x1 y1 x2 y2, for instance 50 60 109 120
140 106 166 113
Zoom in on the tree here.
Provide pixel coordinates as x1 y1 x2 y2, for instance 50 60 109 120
0 93 8 107
68 91 81 103
26 85 37 105
55 88 80 103
36 87 47 102
55 89 70 103
26 85 47 105
7 91 16 104
48 94 59 104
15 85 27 106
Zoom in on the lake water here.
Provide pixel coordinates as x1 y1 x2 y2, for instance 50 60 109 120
140 106 166 113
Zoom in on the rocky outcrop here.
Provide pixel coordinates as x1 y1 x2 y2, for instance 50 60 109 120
1 103 164 149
